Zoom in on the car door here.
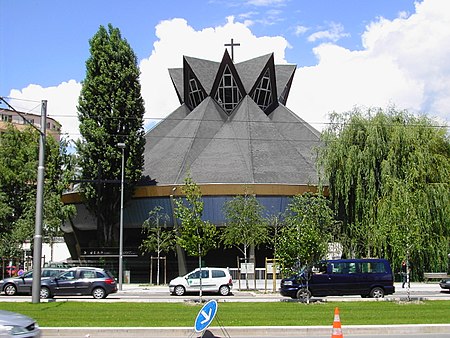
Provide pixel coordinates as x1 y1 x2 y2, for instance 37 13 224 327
186 270 201 292
16 271 34 294
75 269 97 295
53 270 78 295
308 262 330 296
199 270 214 291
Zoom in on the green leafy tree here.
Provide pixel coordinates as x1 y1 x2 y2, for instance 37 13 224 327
0 125 75 260
275 193 335 276
318 106 450 278
222 192 268 289
76 24 146 247
140 206 175 285
174 174 217 300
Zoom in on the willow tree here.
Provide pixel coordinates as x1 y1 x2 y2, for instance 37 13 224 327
318 107 450 278
77 24 145 246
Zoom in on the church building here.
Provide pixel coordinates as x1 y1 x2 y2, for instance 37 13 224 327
62 44 322 283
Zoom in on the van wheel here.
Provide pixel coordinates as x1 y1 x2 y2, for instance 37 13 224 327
219 285 230 296
296 288 311 300
174 285 185 296
370 287 385 298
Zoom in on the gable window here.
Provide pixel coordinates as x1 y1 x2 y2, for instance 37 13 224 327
214 64 242 113
188 77 205 109
251 68 273 111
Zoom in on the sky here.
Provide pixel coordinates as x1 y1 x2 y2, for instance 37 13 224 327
1 0 449 140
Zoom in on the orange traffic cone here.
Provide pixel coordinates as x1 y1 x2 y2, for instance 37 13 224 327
331 307 343 338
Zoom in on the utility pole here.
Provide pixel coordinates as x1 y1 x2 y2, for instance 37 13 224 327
31 100 47 303
0 97 46 303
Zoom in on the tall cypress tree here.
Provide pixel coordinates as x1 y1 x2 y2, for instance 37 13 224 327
77 24 145 246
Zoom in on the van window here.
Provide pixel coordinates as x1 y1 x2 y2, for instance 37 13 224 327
360 262 387 273
331 262 359 274
188 270 209 279
212 270 226 278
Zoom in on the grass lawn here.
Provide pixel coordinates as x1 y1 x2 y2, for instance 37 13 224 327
1 301 450 327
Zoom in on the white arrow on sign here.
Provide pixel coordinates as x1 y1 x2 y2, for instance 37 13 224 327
200 308 212 324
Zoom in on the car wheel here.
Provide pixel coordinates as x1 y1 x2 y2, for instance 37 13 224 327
40 287 51 299
92 287 106 299
296 288 311 300
219 285 230 296
4 284 17 296
174 285 185 296
369 287 385 298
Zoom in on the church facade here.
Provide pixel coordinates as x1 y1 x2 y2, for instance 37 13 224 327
62 48 322 283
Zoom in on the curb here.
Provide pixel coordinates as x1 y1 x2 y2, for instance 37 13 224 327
42 324 450 337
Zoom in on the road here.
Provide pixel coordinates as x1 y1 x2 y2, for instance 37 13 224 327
0 282 449 302
1 282 449 337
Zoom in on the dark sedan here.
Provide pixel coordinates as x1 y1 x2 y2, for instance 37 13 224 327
0 268 67 296
439 278 450 291
39 267 117 299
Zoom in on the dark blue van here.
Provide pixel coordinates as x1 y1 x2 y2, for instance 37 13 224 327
280 258 395 299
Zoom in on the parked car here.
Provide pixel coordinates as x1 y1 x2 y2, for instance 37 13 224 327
280 258 395 300
169 267 233 296
39 267 117 299
439 278 450 291
0 310 41 337
0 268 67 296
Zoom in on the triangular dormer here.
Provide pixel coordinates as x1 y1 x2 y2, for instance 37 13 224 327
183 58 207 111
249 54 278 115
210 50 246 115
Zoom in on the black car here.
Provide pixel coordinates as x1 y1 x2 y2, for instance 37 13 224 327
39 267 117 299
439 278 450 291
0 268 67 296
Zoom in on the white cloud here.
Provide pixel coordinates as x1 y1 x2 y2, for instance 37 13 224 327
8 80 81 139
289 0 450 129
294 25 309 36
307 22 350 43
139 16 289 121
7 0 449 142
245 0 286 6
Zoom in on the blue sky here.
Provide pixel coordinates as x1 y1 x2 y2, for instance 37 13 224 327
1 0 448 139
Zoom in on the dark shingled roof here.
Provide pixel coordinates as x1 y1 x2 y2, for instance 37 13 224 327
144 52 321 186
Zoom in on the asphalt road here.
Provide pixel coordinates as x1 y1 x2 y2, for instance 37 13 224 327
1 282 449 337
1 281 448 302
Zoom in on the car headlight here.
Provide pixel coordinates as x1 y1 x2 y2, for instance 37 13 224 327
283 281 293 286
1 324 30 335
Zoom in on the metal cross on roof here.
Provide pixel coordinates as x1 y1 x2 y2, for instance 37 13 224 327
224 38 240 62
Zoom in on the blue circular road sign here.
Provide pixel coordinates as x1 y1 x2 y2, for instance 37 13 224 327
194 300 218 333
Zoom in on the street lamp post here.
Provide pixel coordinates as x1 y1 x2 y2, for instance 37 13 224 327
117 142 126 291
